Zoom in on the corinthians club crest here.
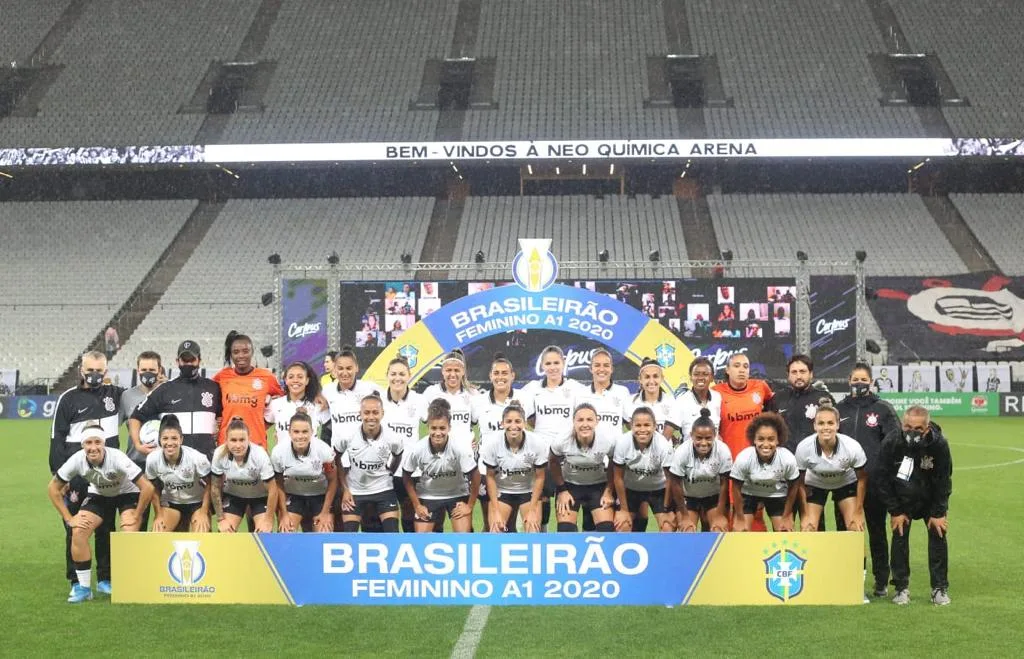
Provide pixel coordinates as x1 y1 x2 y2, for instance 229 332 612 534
512 239 558 293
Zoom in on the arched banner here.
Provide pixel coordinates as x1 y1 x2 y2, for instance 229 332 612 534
364 240 694 392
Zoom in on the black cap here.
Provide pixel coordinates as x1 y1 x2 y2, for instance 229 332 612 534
177 340 201 359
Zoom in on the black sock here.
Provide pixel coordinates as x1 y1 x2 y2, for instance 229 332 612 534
401 518 415 533
595 521 615 532
632 517 648 532
381 518 399 532
557 521 577 532
73 560 91 571
343 521 360 532
541 499 551 526
582 508 596 531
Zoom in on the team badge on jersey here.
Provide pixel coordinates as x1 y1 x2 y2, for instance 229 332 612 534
752 392 762 404
201 392 214 408
407 406 417 418
398 344 419 368
377 444 391 461
920 455 935 470
252 379 263 391
865 412 879 428
763 544 807 603
103 396 115 412
655 343 676 368
804 403 818 419
512 239 558 292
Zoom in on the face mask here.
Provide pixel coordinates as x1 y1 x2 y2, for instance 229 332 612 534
904 430 923 446
83 372 104 388
139 372 158 388
178 365 198 380
851 383 870 397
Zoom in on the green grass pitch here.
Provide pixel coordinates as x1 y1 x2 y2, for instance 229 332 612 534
2 418 1022 657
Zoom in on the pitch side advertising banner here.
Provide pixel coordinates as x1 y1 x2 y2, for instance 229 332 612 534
280 279 329 370
0 395 58 419
112 532 863 606
808 276 857 376
879 392 997 416
869 272 1024 361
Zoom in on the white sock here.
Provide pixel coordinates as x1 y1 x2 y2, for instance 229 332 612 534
76 569 92 589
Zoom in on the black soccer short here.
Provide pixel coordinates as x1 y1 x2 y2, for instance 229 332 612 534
81 492 139 521
685 494 721 513
806 482 858 507
166 501 204 518
497 492 533 507
565 482 609 512
393 477 411 501
422 496 469 519
351 490 399 515
742 494 787 518
626 488 672 515
222 494 269 517
286 493 327 519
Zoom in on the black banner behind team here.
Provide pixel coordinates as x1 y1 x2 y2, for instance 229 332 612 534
808 275 858 377
868 272 1024 361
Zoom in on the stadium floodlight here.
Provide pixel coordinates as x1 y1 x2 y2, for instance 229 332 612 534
401 253 413 264
856 250 867 263
260 345 274 358
649 250 661 263
598 249 609 263
796 250 808 262
267 253 281 265
722 249 733 262
260 292 274 307
475 250 486 264
327 252 340 265
865 339 882 354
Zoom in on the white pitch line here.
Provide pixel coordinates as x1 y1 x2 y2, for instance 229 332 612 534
951 443 1024 472
451 605 492 659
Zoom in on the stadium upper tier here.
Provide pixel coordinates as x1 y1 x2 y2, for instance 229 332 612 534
708 193 968 276
107 197 435 373
451 195 690 280
949 194 1024 276
1 0 1021 147
0 200 193 382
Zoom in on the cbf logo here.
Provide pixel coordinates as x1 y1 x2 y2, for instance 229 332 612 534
763 541 807 602
512 239 558 292
655 343 676 368
398 344 419 368
168 540 207 586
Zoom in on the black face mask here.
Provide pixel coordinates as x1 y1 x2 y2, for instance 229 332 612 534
851 383 870 397
178 365 198 380
904 430 924 446
83 372 104 388
139 372 158 388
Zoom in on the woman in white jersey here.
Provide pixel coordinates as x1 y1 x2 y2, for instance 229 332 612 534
210 418 279 533
612 407 676 532
668 409 731 532
402 400 480 532
626 358 682 444
795 404 867 532
575 348 631 432
272 412 338 532
324 346 383 439
334 393 405 532
549 403 617 532
471 353 532 530
265 361 330 445
481 402 549 532
729 412 799 532
676 357 723 440
382 356 427 533
146 415 212 533
421 349 476 453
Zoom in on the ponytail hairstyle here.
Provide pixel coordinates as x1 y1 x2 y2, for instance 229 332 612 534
441 348 477 392
502 399 527 422
284 361 321 403
691 407 717 434
214 416 251 461
289 410 313 431
490 351 513 371
336 345 358 367
639 357 662 374
426 398 452 424
388 355 411 371
159 413 183 437
361 391 383 407
591 348 615 384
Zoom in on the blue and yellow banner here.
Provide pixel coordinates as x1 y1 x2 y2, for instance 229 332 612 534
112 532 863 606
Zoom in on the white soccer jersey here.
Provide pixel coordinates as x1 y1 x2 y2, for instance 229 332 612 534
730 446 800 499
471 389 532 435
211 444 275 498
613 431 674 492
549 428 617 486
58 447 141 496
522 378 584 439
421 384 476 451
574 383 632 432
265 396 330 443
334 427 404 496
383 388 426 443
479 430 549 495
794 433 866 490
324 380 383 439
401 437 477 500
669 439 733 500
271 440 336 496
625 392 682 438
145 446 211 505
676 389 723 440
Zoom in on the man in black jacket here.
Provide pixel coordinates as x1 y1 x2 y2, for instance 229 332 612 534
877 405 953 606
837 363 901 597
49 350 124 595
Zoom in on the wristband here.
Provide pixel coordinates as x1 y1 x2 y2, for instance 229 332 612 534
555 483 569 493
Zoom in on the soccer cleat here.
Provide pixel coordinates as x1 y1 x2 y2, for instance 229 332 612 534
67 584 93 603
873 584 888 598
96 580 112 595
892 589 910 605
863 594 870 604
931 588 951 606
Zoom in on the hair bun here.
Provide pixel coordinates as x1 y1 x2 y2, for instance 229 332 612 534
431 398 451 411
699 408 711 418
818 398 833 408
640 357 660 368
452 348 465 357
340 344 354 352
492 351 507 360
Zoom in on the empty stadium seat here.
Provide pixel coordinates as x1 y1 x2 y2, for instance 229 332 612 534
950 193 1024 276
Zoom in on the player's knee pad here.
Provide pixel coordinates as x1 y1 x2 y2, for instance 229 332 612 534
557 521 577 533
342 521 360 532
381 518 399 532
595 521 615 532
